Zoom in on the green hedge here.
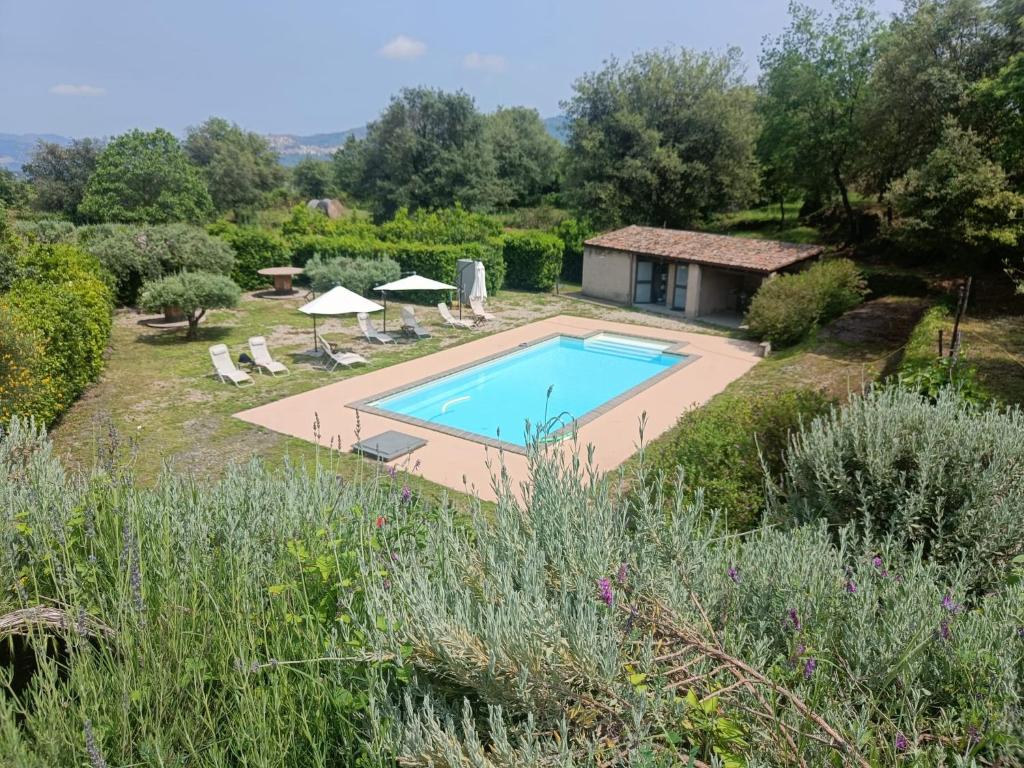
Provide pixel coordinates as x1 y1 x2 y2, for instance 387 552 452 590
745 259 867 347
209 222 291 290
502 230 564 290
644 387 833 530
0 242 113 425
305 254 401 295
377 206 502 244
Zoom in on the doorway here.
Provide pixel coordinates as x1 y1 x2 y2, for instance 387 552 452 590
634 259 667 304
672 264 688 310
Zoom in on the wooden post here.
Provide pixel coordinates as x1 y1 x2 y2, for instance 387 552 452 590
948 276 972 363
938 329 944 358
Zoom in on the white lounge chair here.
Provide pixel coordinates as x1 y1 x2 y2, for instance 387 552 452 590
248 336 289 376
357 312 394 344
209 344 254 387
317 334 368 371
470 296 495 321
400 306 431 339
438 302 474 329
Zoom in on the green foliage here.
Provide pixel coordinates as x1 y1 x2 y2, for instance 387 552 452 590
745 259 867 347
292 158 334 200
0 169 28 208
758 0 879 228
304 253 400 295
21 138 102 220
349 87 496 220
0 243 112 425
899 303 986 402
646 388 833 530
377 206 502 244
501 230 564 291
12 218 76 244
184 117 284 214
79 129 213 224
138 272 241 340
280 204 377 238
551 217 592 282
0 418 417 767
209 222 291 290
774 386 1024 590
564 48 760 229
483 106 562 208
889 119 1024 256
82 224 235 305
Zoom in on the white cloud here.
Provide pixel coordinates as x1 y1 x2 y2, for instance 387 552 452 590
49 83 106 97
463 52 507 73
378 35 426 60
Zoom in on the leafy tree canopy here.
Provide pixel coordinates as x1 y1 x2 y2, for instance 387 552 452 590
292 157 333 200
184 117 283 214
483 107 562 209
79 129 213 224
22 138 103 220
138 271 240 339
563 47 760 229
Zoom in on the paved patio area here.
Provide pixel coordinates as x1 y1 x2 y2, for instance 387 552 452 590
234 315 762 500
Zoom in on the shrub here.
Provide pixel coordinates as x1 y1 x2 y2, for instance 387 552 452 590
210 222 291 290
12 218 77 243
552 217 591 282
280 204 377 238
82 224 235 305
645 388 833 530
501 230 564 290
745 258 867 347
898 303 986 402
138 271 241 340
304 254 401 295
0 243 113 424
773 386 1024 591
377 205 502 244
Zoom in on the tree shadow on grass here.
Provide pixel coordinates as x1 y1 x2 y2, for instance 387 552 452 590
135 327 233 346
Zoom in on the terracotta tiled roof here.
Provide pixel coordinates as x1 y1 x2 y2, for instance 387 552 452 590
584 225 823 274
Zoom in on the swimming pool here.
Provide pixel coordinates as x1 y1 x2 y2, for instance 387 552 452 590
362 333 689 448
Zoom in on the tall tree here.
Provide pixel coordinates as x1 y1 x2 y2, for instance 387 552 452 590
0 169 28 209
562 48 760 229
22 138 102 220
331 135 367 197
759 0 880 233
858 0 1000 198
184 117 283 215
79 129 213 224
292 157 332 199
354 87 496 220
484 107 562 208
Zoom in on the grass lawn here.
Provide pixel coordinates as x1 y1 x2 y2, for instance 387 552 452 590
701 201 823 245
49 284 733 498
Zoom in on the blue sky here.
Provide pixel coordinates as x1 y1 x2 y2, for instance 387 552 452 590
1 0 904 137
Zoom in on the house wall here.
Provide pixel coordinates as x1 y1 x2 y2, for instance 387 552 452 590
582 247 634 303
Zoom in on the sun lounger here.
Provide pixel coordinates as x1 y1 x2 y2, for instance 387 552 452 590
400 306 431 338
470 296 495 321
438 302 474 329
317 334 368 371
209 344 254 387
357 312 394 344
248 336 289 376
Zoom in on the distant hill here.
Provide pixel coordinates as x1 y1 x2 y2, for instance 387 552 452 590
1 116 567 172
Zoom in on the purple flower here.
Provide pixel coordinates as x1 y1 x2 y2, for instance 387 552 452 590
845 579 857 594
895 732 908 752
785 608 800 631
387 464 397 479
616 562 628 585
871 555 883 569
938 620 951 641
401 485 411 503
597 577 613 606
942 593 963 614
83 719 108 768
728 565 740 584
390 551 399 562
967 725 980 745
803 657 816 679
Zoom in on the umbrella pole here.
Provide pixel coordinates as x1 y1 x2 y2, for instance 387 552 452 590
383 292 387 332
313 316 318 351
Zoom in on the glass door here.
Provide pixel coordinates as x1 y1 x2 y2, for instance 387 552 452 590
672 264 688 310
634 259 653 303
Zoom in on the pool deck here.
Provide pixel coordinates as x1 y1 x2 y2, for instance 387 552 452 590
234 315 762 500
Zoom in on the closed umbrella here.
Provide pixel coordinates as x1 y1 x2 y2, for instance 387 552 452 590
470 261 487 303
298 286 383 353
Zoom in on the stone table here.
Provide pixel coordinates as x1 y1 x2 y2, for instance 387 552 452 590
257 266 304 295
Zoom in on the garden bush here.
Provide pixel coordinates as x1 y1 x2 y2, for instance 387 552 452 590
304 253 400 295
772 386 1024 591
0 243 112 425
377 205 502 244
12 218 77 243
81 224 235 305
209 222 291 290
645 387 833 530
745 258 867 347
552 216 591 282
501 229 564 290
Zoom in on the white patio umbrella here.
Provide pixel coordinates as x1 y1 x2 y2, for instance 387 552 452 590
373 274 456 331
469 261 488 303
298 285 383 353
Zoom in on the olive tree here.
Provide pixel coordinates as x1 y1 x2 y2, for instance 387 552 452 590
138 271 240 340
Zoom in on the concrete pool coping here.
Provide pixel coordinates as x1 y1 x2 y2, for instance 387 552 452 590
347 329 698 455
234 315 762 500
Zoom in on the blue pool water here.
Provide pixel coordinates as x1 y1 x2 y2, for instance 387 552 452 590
371 334 686 446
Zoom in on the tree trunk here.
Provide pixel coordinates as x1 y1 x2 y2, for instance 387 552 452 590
832 164 855 241
186 309 205 340
779 198 786 226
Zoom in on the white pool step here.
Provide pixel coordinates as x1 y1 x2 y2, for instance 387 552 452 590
583 338 664 361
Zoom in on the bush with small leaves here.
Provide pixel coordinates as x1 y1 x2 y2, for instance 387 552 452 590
209 222 291 290
304 253 400 295
138 271 240 339
501 230 564 291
